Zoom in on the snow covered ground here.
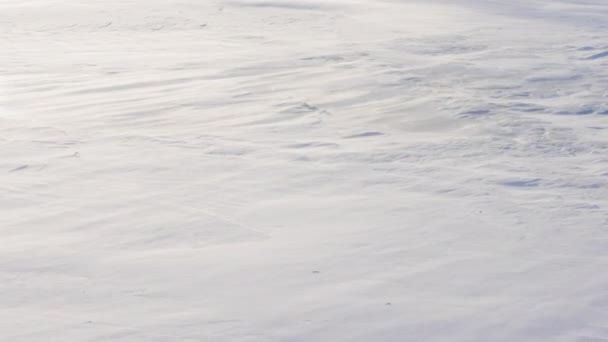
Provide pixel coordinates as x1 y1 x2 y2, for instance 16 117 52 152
2 0 608 340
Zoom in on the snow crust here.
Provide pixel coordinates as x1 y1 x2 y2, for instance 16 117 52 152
2 0 608 340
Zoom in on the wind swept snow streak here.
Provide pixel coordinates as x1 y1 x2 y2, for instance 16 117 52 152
2 0 608 341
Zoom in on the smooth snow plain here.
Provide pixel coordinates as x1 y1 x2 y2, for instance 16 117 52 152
2 0 608 341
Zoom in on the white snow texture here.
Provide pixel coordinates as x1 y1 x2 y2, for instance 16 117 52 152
2 0 608 341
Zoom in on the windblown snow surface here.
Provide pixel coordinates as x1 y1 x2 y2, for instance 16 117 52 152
2 0 608 341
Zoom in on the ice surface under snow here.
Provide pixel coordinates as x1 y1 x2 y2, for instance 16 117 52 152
2 0 608 341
